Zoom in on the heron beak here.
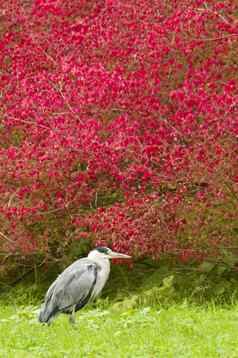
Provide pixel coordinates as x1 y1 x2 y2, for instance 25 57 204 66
109 251 131 259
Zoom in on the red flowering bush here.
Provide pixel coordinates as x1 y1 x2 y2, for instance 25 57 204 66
0 0 238 268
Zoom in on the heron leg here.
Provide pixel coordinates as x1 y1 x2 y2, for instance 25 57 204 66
69 305 76 325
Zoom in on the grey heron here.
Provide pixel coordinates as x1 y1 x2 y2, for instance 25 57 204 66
38 247 131 324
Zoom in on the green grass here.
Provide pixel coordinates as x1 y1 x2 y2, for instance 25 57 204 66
2 259 238 357
0 304 238 357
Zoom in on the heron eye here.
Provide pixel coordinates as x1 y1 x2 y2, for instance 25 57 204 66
96 246 109 254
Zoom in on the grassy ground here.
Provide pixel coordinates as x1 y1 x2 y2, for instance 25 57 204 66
1 259 238 357
0 304 238 357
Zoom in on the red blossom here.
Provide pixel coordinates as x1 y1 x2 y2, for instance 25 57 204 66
0 0 237 263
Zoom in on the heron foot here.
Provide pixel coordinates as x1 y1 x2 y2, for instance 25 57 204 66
69 305 76 325
69 314 76 325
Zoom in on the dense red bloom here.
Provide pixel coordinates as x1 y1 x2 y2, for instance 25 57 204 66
0 0 237 264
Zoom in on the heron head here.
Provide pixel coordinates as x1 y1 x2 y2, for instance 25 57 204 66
89 247 131 260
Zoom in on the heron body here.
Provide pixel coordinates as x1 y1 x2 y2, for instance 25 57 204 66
38 247 130 324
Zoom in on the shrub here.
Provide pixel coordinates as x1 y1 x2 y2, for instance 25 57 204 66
0 0 237 272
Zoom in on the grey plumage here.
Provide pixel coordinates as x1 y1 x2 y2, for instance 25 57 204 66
39 259 97 324
38 247 131 324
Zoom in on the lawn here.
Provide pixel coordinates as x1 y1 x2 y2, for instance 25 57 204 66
0 304 238 358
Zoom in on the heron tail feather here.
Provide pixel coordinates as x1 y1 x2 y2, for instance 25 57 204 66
38 302 58 324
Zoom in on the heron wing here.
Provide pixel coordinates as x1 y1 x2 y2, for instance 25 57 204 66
50 259 98 312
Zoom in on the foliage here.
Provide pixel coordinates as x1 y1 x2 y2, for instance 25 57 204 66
1 304 238 357
0 1 238 269
2 258 238 307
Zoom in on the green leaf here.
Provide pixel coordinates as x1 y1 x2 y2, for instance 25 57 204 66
216 264 228 275
198 262 215 273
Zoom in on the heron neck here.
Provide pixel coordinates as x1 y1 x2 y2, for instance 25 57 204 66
87 252 111 272
92 256 110 272
89 256 110 299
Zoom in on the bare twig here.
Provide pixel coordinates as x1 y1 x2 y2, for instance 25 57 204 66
5 115 52 132
6 189 19 208
42 50 58 67
198 3 231 26
194 33 238 43
49 80 83 124
94 191 98 208
224 181 238 202
0 231 14 244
